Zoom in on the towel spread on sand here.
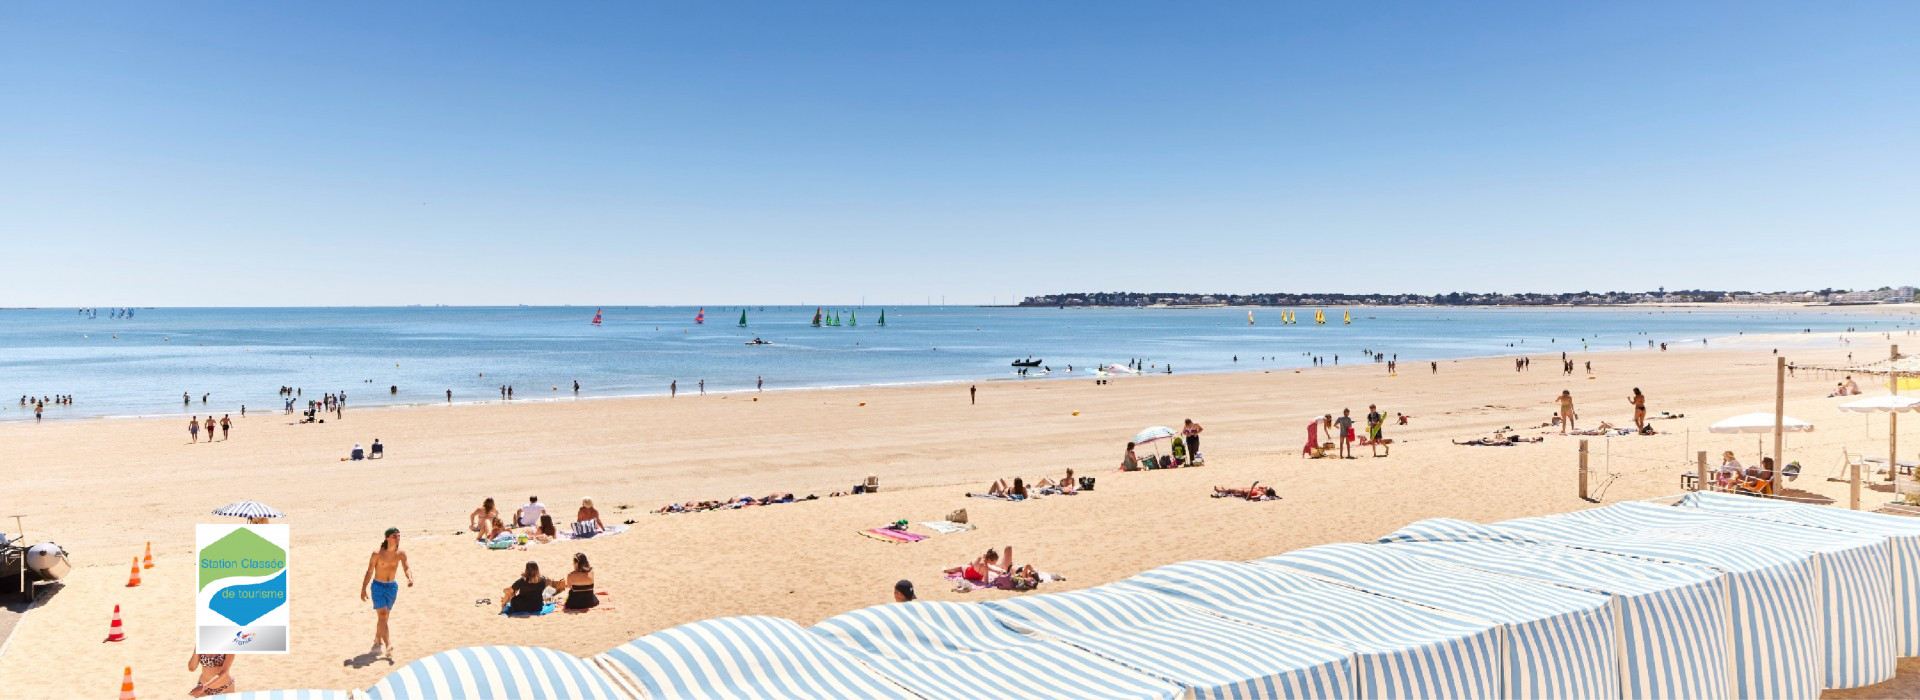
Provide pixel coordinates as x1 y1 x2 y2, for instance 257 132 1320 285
860 527 927 543
560 523 630 541
502 603 557 616
920 521 975 535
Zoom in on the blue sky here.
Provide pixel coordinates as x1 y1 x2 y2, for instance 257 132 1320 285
3 2 1915 306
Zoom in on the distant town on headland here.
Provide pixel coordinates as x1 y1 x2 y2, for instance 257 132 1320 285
1018 286 1918 308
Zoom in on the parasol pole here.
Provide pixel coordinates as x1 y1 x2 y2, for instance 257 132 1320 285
1773 356 1785 492
1893 345 1901 484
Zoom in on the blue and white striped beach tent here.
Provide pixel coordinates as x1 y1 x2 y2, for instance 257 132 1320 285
1379 519 1733 699
1501 502 1895 690
986 586 1353 699
1257 544 1619 699
209 692 364 700
1114 560 1502 699
1678 490 1920 655
598 616 915 699
365 646 626 700
810 601 1181 700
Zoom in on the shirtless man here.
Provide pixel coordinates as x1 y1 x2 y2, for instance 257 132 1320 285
359 528 414 657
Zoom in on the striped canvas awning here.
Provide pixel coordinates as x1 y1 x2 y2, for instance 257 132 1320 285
810 601 1181 700
1114 560 1501 699
1258 544 1619 699
1501 502 1894 690
1677 490 1920 655
986 587 1351 699
365 646 625 700
209 692 361 700
1379 519 1733 699
599 616 913 700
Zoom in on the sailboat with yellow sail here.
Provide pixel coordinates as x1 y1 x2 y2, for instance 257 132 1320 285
1343 310 1352 325
1314 310 1326 324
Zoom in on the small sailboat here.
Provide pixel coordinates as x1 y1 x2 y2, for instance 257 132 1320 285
591 308 603 326
849 310 857 326
695 308 705 324
877 309 886 326
737 309 748 327
812 308 823 327
1248 310 1255 326
1315 310 1326 324
1343 310 1352 325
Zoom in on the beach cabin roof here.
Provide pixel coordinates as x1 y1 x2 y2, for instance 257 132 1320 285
1677 490 1920 656
365 646 625 700
1378 519 1733 699
596 616 913 700
1500 502 1895 690
1113 560 1501 699
208 692 363 700
1257 543 1619 699
810 601 1181 700
985 586 1353 699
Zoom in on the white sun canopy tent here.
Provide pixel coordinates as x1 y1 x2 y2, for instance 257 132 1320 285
1114 560 1503 699
809 601 1182 700
1499 502 1895 690
595 616 916 699
366 646 627 700
1376 519 1733 699
1257 544 1619 699
986 586 1353 698
1677 490 1920 656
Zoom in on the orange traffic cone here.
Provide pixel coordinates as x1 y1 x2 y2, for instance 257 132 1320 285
104 604 127 642
118 666 136 700
142 542 153 569
126 557 142 587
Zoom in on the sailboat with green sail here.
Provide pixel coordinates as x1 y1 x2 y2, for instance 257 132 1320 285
877 309 886 326
738 309 748 327
849 310 856 326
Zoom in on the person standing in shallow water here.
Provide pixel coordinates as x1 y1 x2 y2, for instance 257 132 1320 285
670 380 676 398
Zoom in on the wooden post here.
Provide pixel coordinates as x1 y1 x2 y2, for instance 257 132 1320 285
1774 357 1786 492
1892 345 1901 486
1696 451 1708 492
1579 439 1590 500
1852 462 1863 510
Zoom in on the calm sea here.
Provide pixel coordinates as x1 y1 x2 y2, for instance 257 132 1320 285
3 305 1912 421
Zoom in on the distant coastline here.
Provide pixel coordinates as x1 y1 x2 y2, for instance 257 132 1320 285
1018 287 1917 308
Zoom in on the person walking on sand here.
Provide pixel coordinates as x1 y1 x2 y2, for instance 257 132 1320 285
1630 388 1647 431
1366 404 1387 457
1334 409 1355 459
1182 419 1204 464
201 416 216 444
1556 390 1576 434
360 527 413 657
970 385 977 405
220 414 231 441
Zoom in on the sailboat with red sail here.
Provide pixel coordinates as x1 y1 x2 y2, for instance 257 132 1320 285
695 308 705 324
591 308 603 326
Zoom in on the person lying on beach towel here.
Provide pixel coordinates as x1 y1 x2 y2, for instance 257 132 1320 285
1212 483 1280 501
1453 434 1543 446
968 478 1029 500
1034 469 1078 495
943 546 1061 592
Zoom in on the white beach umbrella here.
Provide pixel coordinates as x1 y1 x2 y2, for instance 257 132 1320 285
1708 413 1814 434
1838 396 1920 413
212 501 286 519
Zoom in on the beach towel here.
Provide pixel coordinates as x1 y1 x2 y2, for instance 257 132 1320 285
501 602 557 617
560 523 629 541
860 527 928 543
969 493 1023 501
920 521 976 535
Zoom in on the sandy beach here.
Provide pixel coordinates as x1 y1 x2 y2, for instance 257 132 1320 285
3 329 1918 698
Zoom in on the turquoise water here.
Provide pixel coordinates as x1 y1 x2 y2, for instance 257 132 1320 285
3 305 1913 421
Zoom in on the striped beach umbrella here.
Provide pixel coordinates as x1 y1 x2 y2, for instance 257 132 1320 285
1677 490 1920 656
366 646 624 700
1378 519 1734 699
1258 543 1621 699
211 501 285 519
1502 502 1893 691
1131 426 1176 445
811 601 1180 700
1116 560 1502 700
599 616 916 699
986 586 1352 699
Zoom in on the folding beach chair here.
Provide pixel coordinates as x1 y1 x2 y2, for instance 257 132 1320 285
1829 448 1868 482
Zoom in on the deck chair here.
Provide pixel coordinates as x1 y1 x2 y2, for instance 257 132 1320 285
1829 448 1868 482
864 475 880 493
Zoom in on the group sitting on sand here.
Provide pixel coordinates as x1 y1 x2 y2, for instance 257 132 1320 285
969 470 1086 500
1829 376 1863 397
943 546 1061 592
472 496 604 544
499 553 601 615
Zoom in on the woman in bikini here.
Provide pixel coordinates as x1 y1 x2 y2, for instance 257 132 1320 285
944 548 1003 583
531 514 559 543
562 553 599 611
1182 419 1204 464
1556 391 1576 434
188 651 237 697
470 498 499 532
1629 388 1647 430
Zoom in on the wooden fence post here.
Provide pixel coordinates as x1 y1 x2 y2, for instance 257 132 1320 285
1579 439 1590 500
1696 451 1708 492
1852 462 1863 511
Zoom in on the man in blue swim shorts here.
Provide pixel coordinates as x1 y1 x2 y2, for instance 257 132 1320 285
360 527 413 658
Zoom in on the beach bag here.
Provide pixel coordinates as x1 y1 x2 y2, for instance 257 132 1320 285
1077 477 1095 491
571 521 596 538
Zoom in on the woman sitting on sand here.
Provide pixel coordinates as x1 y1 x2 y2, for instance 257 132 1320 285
945 547 1003 583
576 498 602 533
1212 483 1279 501
470 498 500 532
187 651 237 697
475 516 510 543
562 553 598 611
531 514 559 543
1121 442 1140 471
1738 457 1776 496
502 561 553 614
